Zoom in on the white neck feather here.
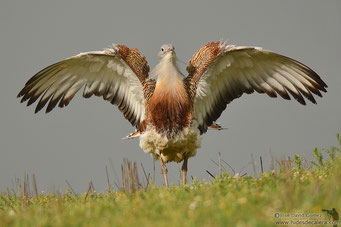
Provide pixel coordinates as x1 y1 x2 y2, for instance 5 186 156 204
151 55 184 90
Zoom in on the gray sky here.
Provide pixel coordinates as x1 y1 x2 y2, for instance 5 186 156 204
1 0 340 193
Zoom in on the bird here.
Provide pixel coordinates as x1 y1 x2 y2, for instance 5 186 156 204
17 41 327 187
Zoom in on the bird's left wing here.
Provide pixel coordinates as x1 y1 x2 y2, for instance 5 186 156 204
18 44 154 129
184 41 327 133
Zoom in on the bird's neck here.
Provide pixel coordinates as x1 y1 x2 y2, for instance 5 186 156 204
153 59 184 94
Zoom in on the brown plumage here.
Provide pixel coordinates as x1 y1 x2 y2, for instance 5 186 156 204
117 45 150 83
186 41 221 83
148 81 191 137
17 41 327 187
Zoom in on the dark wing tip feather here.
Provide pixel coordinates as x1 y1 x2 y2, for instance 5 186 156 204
318 85 327 93
59 94 72 108
276 89 291 100
83 93 93 99
301 90 317 104
310 88 323 97
46 101 57 113
281 55 328 95
20 92 32 103
45 92 66 113
264 89 277 98
26 93 41 106
17 90 23 98
296 95 306 105
35 98 48 113
287 89 306 105
301 65 327 89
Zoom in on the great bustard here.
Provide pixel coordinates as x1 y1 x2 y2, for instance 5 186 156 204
18 41 327 187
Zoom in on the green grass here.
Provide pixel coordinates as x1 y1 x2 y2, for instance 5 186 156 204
1 134 341 227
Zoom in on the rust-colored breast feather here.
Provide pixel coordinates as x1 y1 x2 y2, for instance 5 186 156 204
148 83 191 137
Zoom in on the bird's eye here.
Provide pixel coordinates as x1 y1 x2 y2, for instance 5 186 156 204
161 48 164 52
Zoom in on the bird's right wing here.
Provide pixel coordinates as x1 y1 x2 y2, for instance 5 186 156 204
18 44 155 129
185 41 327 133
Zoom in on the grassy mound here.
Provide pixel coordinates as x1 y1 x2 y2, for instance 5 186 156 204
1 134 340 226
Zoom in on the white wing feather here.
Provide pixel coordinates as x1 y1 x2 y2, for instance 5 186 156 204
191 44 327 133
18 46 147 128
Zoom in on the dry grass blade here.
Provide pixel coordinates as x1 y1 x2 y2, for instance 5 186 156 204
121 164 125 191
65 180 78 197
250 153 257 177
134 162 141 190
287 156 292 169
105 166 112 192
140 163 150 190
120 159 141 193
124 160 128 191
17 178 24 208
128 161 133 192
276 157 293 173
23 172 31 198
90 181 96 194
6 187 11 197
114 182 120 191
211 159 227 172
221 159 236 175
84 180 92 201
146 173 150 190
206 170 215 179
17 178 23 198
32 174 38 198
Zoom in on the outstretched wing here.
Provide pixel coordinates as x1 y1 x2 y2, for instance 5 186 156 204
185 41 327 133
18 44 154 129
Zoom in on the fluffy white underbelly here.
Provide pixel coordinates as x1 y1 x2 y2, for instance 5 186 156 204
139 122 201 163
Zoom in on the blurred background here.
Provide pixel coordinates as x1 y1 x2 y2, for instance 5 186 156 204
1 0 340 193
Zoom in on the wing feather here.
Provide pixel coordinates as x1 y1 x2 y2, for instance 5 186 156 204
185 41 327 133
18 44 153 129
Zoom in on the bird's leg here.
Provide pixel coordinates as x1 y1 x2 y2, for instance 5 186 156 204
159 158 169 188
181 157 188 185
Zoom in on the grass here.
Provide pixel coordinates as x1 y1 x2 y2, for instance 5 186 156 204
1 134 341 227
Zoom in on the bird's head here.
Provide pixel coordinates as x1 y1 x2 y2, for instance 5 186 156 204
158 44 175 61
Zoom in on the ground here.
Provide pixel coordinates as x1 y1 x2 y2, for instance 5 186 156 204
0 134 340 227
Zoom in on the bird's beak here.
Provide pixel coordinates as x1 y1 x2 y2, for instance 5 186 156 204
169 50 175 56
